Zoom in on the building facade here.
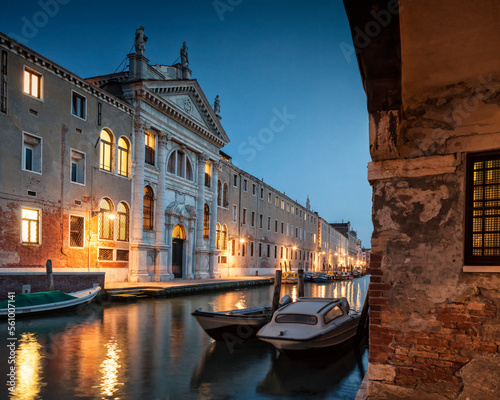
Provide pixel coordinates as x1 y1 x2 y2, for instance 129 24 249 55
345 0 500 398
0 29 364 282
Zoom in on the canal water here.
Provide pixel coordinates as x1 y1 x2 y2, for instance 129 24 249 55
1 276 369 400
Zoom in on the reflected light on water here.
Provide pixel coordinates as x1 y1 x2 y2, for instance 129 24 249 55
235 298 246 310
99 338 122 398
291 286 298 302
12 333 45 400
341 283 347 298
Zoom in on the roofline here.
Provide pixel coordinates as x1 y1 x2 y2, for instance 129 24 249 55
0 32 135 116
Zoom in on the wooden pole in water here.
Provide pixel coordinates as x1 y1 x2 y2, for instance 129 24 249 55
271 269 282 314
298 268 304 298
46 259 54 291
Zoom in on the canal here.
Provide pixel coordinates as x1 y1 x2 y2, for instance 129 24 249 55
1 276 369 400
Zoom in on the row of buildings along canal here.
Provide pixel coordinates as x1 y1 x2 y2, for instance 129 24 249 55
0 30 369 283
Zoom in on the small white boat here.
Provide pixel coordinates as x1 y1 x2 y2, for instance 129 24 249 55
257 297 360 355
0 287 101 318
192 306 272 341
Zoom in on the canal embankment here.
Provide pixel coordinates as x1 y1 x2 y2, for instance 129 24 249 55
103 276 274 300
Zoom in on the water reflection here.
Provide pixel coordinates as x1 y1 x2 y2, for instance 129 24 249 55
98 338 122 397
0 276 370 400
11 333 45 400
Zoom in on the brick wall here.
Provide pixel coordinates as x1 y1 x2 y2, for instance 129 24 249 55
0 273 105 299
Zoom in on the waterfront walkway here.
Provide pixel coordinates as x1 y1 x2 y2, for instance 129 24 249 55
104 275 274 298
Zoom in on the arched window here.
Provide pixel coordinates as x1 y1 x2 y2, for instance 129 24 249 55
117 202 129 241
216 223 221 250
100 129 113 172
217 180 222 207
203 204 210 238
143 186 154 230
222 182 228 208
222 225 228 250
167 150 193 181
117 137 130 177
98 198 114 239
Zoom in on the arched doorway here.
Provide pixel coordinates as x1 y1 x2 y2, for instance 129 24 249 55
172 224 186 278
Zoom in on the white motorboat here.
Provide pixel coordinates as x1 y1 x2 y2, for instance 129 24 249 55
0 286 101 318
257 297 360 355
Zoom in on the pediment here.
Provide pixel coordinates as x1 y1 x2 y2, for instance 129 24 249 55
144 80 229 145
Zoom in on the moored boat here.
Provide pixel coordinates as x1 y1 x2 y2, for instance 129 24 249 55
257 297 360 356
0 286 101 318
281 271 298 284
192 305 272 341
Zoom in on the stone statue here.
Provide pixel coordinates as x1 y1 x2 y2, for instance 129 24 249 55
214 95 221 116
180 41 189 67
135 26 147 55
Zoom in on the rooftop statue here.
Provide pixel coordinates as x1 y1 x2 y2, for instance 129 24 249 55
180 41 189 67
214 95 221 116
135 26 147 55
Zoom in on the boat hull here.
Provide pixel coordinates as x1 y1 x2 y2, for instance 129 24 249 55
0 287 101 318
193 306 271 341
258 315 360 354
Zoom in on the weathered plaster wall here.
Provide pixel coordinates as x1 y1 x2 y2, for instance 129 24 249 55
366 1 500 398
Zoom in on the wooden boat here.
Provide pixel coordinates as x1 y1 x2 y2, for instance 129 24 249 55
257 297 360 356
0 286 101 318
281 271 298 284
192 305 272 341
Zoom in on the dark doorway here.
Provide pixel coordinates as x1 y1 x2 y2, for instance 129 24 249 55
172 239 184 278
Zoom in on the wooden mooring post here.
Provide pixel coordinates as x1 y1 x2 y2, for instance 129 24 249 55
46 259 54 291
298 268 305 298
271 270 282 314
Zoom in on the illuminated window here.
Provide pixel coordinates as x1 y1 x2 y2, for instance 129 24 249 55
117 202 129 241
173 224 186 239
203 204 210 238
143 186 154 230
465 151 500 265
268 192 272 203
118 137 129 177
70 149 85 185
145 131 156 166
98 198 114 240
216 223 221 249
221 225 227 250
21 208 40 244
281 200 285 210
69 215 84 247
23 67 42 99
100 129 113 172
71 91 86 120
204 161 211 187
22 133 42 173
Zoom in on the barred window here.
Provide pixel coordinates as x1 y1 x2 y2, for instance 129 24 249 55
465 151 500 265
116 249 129 262
98 248 113 261
98 198 114 240
70 215 84 247
117 202 129 241
221 224 227 250
217 180 222 207
216 223 221 250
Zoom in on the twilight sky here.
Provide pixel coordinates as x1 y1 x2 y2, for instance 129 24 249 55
0 0 372 246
